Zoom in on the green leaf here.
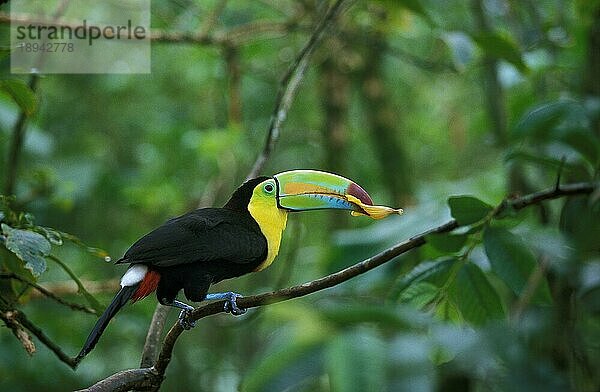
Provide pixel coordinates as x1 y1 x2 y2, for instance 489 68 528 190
399 281 440 309
449 262 505 325
448 195 493 225
483 227 552 304
426 233 468 253
2 223 51 277
434 296 462 324
392 257 457 297
471 32 527 72
512 100 579 140
430 345 455 366
0 79 38 116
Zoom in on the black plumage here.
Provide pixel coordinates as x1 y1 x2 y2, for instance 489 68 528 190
118 176 269 303
119 208 267 302
75 177 269 364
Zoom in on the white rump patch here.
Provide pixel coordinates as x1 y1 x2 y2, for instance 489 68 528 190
120 264 148 287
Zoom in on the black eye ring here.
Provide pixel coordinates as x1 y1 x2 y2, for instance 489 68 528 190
264 183 275 193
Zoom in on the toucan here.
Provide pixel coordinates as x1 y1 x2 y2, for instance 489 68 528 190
75 170 402 363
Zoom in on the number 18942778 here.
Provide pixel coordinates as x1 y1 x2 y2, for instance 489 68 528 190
17 42 74 52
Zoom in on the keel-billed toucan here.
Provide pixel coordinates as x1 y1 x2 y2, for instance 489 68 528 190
75 170 402 363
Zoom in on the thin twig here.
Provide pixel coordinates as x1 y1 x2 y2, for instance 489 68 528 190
3 0 74 196
0 309 36 355
0 12 297 47
12 309 78 368
246 0 352 179
0 273 96 314
81 181 598 392
151 21 296 45
4 75 38 195
27 279 120 297
224 44 243 124
507 181 595 210
4 2 72 194
198 0 228 38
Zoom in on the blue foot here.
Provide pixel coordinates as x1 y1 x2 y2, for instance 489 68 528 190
178 309 196 330
205 292 247 315
170 300 196 330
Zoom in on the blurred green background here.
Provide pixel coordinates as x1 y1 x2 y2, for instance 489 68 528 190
1 0 599 391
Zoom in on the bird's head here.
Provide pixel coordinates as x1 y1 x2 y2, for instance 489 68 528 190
227 170 403 219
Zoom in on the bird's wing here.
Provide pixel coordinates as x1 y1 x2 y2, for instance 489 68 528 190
118 209 267 267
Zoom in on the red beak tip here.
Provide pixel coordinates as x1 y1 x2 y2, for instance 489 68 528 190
348 182 373 206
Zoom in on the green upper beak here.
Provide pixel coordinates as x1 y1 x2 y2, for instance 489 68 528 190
273 170 403 219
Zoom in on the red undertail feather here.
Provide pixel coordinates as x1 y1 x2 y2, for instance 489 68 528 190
131 270 161 302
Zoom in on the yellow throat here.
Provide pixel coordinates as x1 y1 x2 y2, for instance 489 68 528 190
247 186 288 271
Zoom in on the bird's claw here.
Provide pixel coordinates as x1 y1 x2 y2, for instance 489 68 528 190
178 308 196 330
222 292 246 316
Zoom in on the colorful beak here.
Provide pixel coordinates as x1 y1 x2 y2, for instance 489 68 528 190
273 170 403 219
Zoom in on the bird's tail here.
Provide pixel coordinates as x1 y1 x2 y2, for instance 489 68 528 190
74 285 138 365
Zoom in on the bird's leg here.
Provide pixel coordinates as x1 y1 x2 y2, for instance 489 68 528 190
170 300 196 330
205 292 247 315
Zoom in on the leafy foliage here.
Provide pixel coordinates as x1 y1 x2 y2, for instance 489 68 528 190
0 78 37 116
449 262 504 324
0 196 104 314
471 31 528 72
447 195 493 225
483 226 551 304
2 223 51 277
0 0 599 391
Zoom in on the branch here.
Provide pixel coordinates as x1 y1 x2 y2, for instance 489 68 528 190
3 75 38 195
0 309 36 355
139 304 170 368
11 308 78 368
0 273 96 314
505 181 595 209
75 368 161 392
224 45 242 125
85 180 598 391
246 0 352 179
150 21 294 46
197 0 228 38
27 279 120 297
2 2 73 195
0 12 298 47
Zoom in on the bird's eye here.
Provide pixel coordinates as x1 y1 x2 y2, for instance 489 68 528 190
263 183 275 194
